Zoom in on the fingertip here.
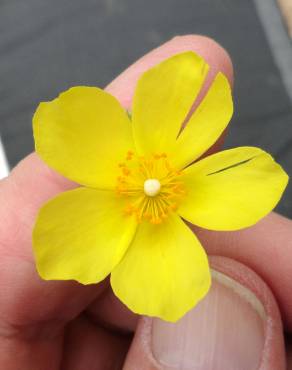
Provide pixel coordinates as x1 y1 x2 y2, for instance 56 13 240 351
169 35 233 84
124 257 285 370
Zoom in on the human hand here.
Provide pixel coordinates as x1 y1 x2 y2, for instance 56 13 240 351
0 35 291 370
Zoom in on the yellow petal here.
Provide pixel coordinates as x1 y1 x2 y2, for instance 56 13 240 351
33 86 134 189
132 52 209 156
171 72 233 169
33 188 137 284
179 147 289 231
111 215 211 322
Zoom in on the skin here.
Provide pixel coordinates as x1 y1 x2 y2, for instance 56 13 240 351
0 35 291 369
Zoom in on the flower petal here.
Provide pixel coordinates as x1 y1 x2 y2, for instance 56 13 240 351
33 188 137 284
171 72 233 169
33 86 134 188
111 215 211 322
179 147 289 231
132 52 209 156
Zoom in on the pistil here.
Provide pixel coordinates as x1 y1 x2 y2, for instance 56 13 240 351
116 151 185 224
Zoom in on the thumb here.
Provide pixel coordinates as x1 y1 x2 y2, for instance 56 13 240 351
124 257 285 370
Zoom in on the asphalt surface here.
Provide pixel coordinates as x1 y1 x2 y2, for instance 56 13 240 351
0 0 292 216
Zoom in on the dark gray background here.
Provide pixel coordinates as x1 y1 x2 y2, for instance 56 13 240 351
1 0 291 216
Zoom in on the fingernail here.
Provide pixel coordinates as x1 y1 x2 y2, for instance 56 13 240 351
124 258 285 370
152 270 265 370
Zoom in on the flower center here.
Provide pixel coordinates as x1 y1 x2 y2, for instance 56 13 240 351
144 179 161 197
116 151 186 224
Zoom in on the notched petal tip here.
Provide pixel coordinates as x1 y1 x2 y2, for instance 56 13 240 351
172 70 234 169
132 51 210 156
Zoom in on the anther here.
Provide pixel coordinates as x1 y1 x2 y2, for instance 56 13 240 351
122 167 131 176
126 150 134 160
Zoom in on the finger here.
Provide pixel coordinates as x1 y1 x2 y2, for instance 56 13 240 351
192 212 292 332
61 315 131 370
124 257 286 370
86 284 139 333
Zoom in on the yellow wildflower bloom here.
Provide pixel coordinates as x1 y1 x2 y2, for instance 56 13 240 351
32 52 288 322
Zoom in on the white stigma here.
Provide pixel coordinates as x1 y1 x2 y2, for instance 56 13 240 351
144 179 161 197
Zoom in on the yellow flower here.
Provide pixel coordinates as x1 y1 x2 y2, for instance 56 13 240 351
32 52 288 322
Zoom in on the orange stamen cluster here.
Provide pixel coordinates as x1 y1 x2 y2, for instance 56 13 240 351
116 150 186 224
